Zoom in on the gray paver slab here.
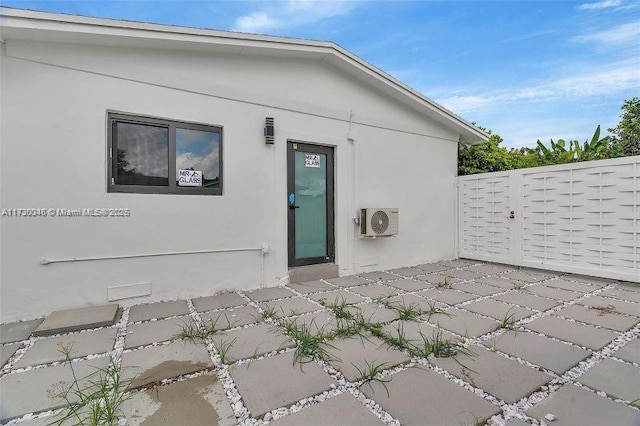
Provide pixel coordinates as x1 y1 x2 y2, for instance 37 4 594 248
618 282 640 293
544 279 601 293
34 305 119 336
428 308 498 337
362 367 500 426
192 292 246 312
0 344 19 367
260 297 321 317
465 263 514 275
578 358 640 402
527 384 640 426
432 345 552 403
493 292 562 311
453 282 503 296
128 300 189 323
464 299 535 321
413 263 451 273
327 335 409 381
387 267 424 277
200 305 261 329
0 357 109 422
121 341 212 388
15 328 117 368
358 271 400 281
600 288 640 303
287 312 338 335
350 284 403 298
125 316 191 349
577 295 640 317
488 331 590 374
443 269 484 280
0 319 43 343
325 276 371 287
271 392 384 425
502 270 548 282
309 290 364 305
119 372 236 426
353 303 399 324
210 323 293 361
525 316 617 350
245 287 296 302
417 273 461 285
286 280 336 294
230 352 334 418
563 274 612 286
614 338 640 364
478 276 520 289
527 285 580 301
385 278 433 292
554 304 639 332
418 288 477 305
388 293 447 313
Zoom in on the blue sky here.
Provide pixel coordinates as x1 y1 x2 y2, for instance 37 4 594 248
2 0 638 148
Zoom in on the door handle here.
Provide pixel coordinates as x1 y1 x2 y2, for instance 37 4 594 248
289 204 300 209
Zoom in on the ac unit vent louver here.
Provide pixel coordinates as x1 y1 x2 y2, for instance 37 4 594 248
360 208 399 237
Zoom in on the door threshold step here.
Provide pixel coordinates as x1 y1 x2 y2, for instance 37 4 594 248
289 264 339 284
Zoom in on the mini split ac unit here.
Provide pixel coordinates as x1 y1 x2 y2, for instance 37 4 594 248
360 208 399 237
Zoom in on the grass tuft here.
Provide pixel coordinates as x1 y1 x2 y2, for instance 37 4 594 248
512 282 530 293
353 360 391 397
48 344 134 426
213 338 237 364
423 300 451 321
436 277 453 290
280 318 336 366
395 301 426 321
260 304 279 320
495 308 517 331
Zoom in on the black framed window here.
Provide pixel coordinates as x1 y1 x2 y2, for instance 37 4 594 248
108 112 223 195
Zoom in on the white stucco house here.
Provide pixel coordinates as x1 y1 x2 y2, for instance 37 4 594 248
0 8 488 322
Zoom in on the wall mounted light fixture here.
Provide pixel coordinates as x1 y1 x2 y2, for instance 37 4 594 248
264 117 275 144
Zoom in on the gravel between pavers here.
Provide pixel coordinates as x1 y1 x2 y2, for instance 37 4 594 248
3 260 639 425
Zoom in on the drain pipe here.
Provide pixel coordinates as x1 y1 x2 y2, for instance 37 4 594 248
348 109 359 274
40 244 269 287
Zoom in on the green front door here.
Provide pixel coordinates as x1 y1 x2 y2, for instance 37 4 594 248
287 142 335 267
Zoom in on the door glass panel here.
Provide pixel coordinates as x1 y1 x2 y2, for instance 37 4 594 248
294 151 327 259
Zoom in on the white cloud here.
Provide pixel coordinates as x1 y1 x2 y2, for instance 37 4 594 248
433 61 640 115
233 12 282 34
231 0 358 33
577 0 622 10
176 150 219 180
571 22 640 45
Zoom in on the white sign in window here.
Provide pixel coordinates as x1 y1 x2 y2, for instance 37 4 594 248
178 169 203 186
304 154 321 168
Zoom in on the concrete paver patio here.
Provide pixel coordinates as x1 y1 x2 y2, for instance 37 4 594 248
1 259 639 425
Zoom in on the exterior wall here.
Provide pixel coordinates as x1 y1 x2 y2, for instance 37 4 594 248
0 40 460 321
458 156 640 282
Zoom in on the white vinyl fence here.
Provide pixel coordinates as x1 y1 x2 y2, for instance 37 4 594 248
458 156 640 283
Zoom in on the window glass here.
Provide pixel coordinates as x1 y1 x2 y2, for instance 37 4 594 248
115 122 168 186
109 113 222 195
176 128 220 188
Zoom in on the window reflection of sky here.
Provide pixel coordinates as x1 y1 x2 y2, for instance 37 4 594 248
176 128 220 181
